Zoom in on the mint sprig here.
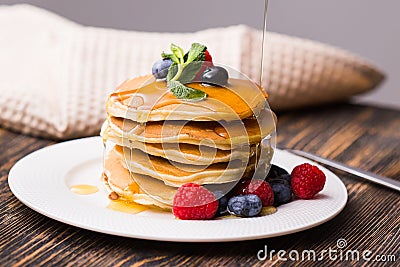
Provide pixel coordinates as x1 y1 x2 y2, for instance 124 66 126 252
170 44 185 64
168 80 206 101
162 52 179 64
187 43 207 63
166 63 178 81
161 43 208 101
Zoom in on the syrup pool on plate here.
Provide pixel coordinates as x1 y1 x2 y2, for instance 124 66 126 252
107 200 148 214
70 184 99 195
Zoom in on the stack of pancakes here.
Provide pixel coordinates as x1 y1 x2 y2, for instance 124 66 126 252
101 75 275 210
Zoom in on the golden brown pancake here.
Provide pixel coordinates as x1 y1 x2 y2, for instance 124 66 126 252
106 75 269 122
101 74 276 210
113 145 257 187
102 130 258 165
103 148 174 209
102 110 274 150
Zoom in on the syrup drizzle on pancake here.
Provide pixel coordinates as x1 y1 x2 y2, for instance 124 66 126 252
110 78 267 119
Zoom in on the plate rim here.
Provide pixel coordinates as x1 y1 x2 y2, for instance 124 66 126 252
8 137 348 242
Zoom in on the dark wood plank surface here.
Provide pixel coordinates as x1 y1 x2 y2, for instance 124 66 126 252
0 103 399 266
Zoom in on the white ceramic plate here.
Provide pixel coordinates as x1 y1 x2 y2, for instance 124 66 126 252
8 137 347 242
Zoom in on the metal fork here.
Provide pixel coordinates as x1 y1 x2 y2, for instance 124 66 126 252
280 148 400 192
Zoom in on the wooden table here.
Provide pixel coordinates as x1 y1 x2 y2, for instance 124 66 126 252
0 103 399 266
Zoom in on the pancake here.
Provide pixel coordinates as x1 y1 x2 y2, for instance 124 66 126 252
106 75 269 122
101 71 276 213
114 145 257 187
103 148 174 209
103 133 258 165
102 109 274 150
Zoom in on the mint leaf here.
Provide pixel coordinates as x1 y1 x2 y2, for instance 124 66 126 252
165 43 207 82
162 52 179 64
186 43 207 63
161 42 209 100
179 61 204 84
170 44 185 63
168 80 207 101
167 63 178 81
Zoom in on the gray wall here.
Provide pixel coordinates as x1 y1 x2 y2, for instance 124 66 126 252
1 0 399 108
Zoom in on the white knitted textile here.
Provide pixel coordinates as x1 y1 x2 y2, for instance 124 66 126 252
0 5 384 139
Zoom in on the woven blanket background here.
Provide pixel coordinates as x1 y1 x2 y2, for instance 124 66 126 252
0 5 384 139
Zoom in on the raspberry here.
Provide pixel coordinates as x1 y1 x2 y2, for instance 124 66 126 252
195 50 213 81
235 179 274 206
205 50 213 62
291 163 326 199
172 183 218 220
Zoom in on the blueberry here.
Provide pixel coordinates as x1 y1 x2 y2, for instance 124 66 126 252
271 182 292 205
213 190 228 215
227 194 262 217
280 174 292 183
270 174 291 185
270 179 289 187
267 165 289 180
152 59 173 79
201 66 229 86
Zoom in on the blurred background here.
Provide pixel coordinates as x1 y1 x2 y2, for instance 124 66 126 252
1 0 398 108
